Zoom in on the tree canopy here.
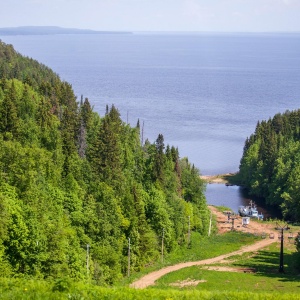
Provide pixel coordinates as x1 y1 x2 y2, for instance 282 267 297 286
239 110 300 221
0 40 209 283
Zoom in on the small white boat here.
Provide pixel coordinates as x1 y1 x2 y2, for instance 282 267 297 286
238 200 263 220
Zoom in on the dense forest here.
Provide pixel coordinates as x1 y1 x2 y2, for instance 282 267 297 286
0 40 209 283
239 110 300 221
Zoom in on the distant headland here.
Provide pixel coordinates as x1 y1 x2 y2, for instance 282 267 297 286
0 26 132 35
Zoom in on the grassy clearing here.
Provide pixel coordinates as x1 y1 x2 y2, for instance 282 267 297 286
231 240 300 277
117 230 259 286
162 231 259 265
152 233 300 296
153 266 300 294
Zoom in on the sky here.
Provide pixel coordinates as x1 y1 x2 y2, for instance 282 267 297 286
1 0 300 32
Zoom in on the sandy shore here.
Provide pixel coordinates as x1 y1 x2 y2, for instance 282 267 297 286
200 173 237 184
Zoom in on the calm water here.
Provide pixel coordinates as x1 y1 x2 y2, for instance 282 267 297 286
205 183 280 218
1 33 300 212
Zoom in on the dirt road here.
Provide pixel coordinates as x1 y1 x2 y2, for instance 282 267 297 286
130 206 278 289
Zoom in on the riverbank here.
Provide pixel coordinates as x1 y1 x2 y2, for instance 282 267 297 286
200 173 240 185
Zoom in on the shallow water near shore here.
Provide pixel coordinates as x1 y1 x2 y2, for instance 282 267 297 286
205 183 281 219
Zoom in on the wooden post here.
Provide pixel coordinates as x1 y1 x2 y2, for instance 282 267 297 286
279 228 284 273
276 223 289 273
161 228 164 263
127 237 131 277
188 216 191 245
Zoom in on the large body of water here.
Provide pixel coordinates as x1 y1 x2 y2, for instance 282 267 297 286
1 32 300 212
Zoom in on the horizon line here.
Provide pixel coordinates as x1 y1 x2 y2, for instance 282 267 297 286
0 26 299 34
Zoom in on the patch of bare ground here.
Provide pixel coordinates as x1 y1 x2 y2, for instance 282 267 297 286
208 205 275 236
169 278 207 287
200 173 237 184
201 266 255 273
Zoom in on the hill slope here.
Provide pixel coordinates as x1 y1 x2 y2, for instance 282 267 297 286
0 40 209 283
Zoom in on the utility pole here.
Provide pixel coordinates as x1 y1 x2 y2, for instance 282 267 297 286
86 244 90 278
161 228 165 263
127 237 131 277
279 228 284 273
188 216 191 245
208 210 212 236
228 214 238 231
276 223 290 273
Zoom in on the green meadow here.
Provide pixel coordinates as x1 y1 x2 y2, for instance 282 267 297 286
152 234 300 297
1 229 300 299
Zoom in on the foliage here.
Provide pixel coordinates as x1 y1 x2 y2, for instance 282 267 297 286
239 110 300 221
0 40 209 283
0 277 299 299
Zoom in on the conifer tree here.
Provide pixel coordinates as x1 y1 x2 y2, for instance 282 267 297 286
153 134 165 183
0 81 19 139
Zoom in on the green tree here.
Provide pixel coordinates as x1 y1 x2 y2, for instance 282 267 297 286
0 81 19 139
153 134 165 183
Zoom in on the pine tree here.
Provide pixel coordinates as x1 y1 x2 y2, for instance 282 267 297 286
153 134 165 183
0 81 19 139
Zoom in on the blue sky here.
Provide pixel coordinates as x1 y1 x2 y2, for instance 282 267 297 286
1 0 300 32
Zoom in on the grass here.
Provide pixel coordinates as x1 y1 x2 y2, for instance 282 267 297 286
213 204 233 213
153 266 300 294
1 278 299 300
231 240 300 276
152 233 300 296
118 231 257 288
117 230 259 286
0 228 299 299
163 231 259 265
1 277 299 300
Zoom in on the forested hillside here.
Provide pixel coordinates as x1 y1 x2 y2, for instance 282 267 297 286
0 40 209 283
239 110 300 221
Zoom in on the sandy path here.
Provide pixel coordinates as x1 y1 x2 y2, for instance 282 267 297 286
130 206 277 289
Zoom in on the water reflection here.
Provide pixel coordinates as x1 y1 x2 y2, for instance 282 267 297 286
205 183 281 219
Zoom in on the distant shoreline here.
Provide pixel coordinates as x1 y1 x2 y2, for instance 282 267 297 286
200 173 238 185
0 26 132 36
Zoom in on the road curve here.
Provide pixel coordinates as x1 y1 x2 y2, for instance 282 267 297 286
130 238 275 289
